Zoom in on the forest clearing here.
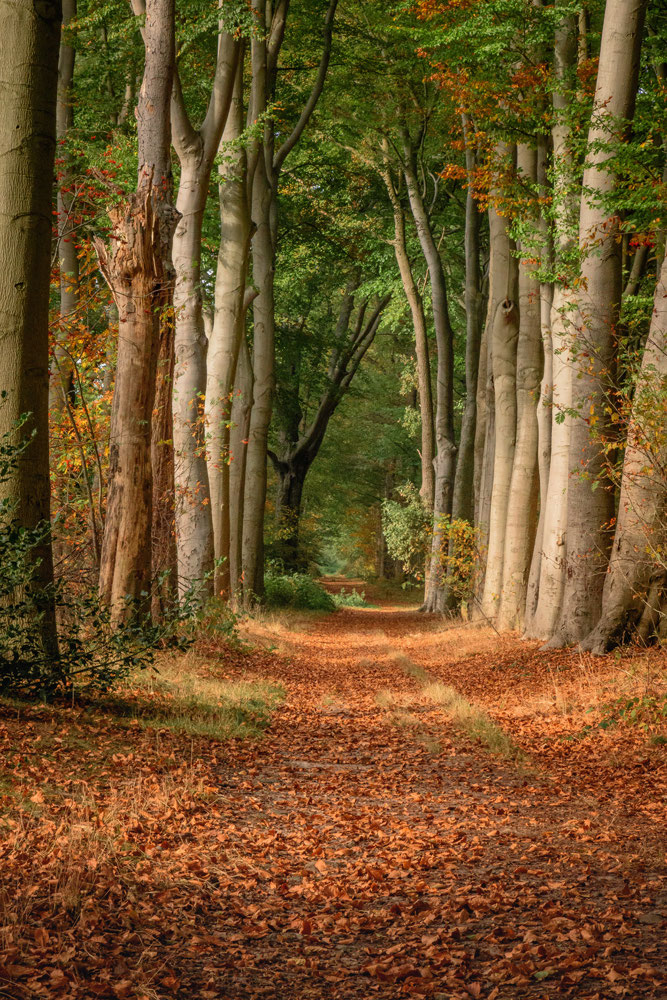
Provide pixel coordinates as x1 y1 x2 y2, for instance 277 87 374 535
1 0 666 996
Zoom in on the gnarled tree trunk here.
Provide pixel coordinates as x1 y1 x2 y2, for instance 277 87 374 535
96 0 178 622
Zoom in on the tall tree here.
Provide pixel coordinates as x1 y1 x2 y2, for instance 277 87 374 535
95 0 178 622
270 285 390 567
241 0 339 604
548 0 647 646
170 24 239 599
206 56 254 600
582 251 667 652
0 0 62 656
400 128 457 612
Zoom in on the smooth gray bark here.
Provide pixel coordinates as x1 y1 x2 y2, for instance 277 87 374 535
549 0 647 646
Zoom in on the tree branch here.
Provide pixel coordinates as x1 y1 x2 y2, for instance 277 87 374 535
273 0 339 174
200 31 241 162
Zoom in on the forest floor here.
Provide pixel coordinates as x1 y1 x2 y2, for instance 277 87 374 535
0 581 666 999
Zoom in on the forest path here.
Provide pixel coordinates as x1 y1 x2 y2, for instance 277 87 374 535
210 596 666 999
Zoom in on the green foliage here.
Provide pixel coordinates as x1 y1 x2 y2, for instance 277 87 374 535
263 573 335 612
0 416 228 699
434 516 484 604
331 588 370 608
594 693 667 734
382 483 431 580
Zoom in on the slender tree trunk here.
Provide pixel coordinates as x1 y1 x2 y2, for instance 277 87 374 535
549 0 647 646
380 155 435 508
96 0 178 622
475 312 495 554
452 124 484 523
498 146 542 630
473 311 491 527
51 0 78 421
229 333 253 597
582 252 667 651
480 173 520 620
242 155 274 603
172 160 215 598
524 137 554 630
525 9 578 640
402 135 457 612
151 311 177 618
207 61 252 598
0 0 62 660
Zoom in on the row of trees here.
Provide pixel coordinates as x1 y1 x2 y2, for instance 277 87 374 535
0 0 665 674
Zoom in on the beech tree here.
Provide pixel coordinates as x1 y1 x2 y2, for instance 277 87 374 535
170 24 239 599
4 0 662 657
547 0 648 646
0 0 62 656
95 0 178 622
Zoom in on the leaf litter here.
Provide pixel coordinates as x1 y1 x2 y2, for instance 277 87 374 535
0 585 665 999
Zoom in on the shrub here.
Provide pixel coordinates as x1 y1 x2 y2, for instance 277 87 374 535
0 416 218 699
263 573 335 612
332 588 369 608
381 483 431 581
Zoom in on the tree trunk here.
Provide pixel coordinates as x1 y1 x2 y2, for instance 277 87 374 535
452 123 484 524
51 0 78 422
581 251 667 652
380 154 435 508
0 0 62 660
402 135 457 612
549 0 647 646
242 154 274 604
171 32 238 602
96 0 177 622
524 8 578 640
480 176 520 621
498 145 542 631
475 312 495 560
229 333 253 598
524 137 554 630
207 60 252 598
273 459 308 571
172 160 215 598
151 311 177 618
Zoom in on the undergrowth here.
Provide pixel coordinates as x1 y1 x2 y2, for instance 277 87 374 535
93 657 285 740
332 587 372 608
263 573 335 612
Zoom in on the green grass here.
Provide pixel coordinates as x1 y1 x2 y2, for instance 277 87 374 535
386 649 523 762
92 658 285 740
422 680 524 760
